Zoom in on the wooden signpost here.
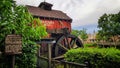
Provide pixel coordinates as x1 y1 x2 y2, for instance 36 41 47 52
5 34 22 68
5 34 22 54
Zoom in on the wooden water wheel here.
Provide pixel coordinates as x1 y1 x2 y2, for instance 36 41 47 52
52 34 83 60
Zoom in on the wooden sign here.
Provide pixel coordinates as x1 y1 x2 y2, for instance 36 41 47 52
5 34 22 55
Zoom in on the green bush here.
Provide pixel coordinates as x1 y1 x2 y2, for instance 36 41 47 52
84 43 97 47
64 47 120 68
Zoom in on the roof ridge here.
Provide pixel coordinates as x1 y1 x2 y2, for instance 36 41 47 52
26 5 72 22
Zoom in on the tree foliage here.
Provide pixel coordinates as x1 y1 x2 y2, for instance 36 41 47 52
71 29 81 37
97 12 120 41
79 28 88 41
72 28 88 41
0 0 47 68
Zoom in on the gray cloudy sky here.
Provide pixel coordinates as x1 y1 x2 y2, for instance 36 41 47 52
15 0 120 32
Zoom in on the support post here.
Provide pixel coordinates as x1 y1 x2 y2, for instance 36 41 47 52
48 44 51 68
12 55 15 68
36 39 56 68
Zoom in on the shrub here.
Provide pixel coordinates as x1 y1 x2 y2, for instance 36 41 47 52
84 43 97 47
64 47 120 68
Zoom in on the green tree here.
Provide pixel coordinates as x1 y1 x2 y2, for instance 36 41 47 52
71 29 81 37
0 0 47 68
98 12 120 42
71 29 88 41
79 28 88 41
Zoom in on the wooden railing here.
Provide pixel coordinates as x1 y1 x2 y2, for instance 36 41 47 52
97 42 120 46
36 39 89 68
37 56 89 68
52 60 88 68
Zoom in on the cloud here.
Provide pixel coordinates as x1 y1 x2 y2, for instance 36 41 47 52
14 0 120 27
70 0 120 26
15 0 43 6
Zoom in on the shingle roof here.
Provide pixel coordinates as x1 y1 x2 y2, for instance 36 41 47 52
26 5 72 21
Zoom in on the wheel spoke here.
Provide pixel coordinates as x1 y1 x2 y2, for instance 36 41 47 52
58 43 68 51
52 54 64 60
71 38 77 48
64 38 67 47
66 37 71 49
70 38 75 47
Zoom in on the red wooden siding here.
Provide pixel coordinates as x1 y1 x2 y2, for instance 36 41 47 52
41 19 71 33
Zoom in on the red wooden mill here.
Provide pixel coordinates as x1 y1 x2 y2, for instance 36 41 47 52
27 2 83 59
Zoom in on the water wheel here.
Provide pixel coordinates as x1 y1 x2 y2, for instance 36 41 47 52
52 34 83 60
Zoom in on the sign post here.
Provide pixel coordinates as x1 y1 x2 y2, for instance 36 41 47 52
5 34 22 68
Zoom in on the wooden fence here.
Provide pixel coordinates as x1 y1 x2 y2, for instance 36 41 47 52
36 39 89 68
97 42 120 47
52 60 88 68
37 56 89 68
